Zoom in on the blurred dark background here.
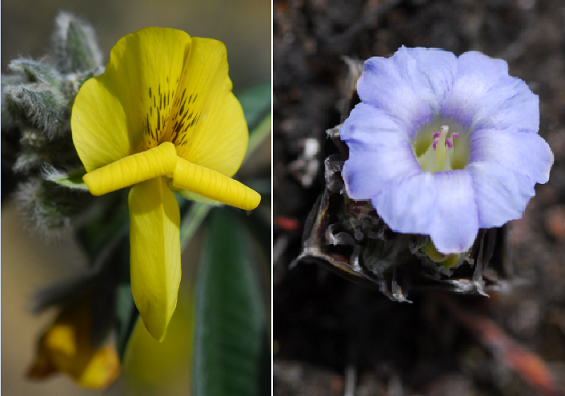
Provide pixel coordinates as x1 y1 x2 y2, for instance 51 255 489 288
273 0 565 395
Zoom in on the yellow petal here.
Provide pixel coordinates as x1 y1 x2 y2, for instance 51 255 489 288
173 156 260 210
83 141 177 196
27 300 120 390
168 37 248 177
72 27 191 171
129 176 181 341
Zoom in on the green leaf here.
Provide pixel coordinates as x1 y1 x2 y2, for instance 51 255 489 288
236 82 271 131
8 59 61 88
235 207 271 264
192 209 266 396
43 166 88 190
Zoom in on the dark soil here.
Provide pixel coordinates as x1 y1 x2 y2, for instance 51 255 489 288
273 0 565 395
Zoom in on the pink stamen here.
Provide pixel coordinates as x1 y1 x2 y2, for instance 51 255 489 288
446 138 453 149
433 132 441 139
452 132 459 138
433 138 438 149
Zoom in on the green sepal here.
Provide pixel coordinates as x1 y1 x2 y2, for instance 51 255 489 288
421 239 461 269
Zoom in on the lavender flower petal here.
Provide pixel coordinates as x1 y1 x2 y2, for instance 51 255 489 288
442 52 539 132
358 47 457 138
372 172 437 234
469 162 536 228
429 170 479 253
470 128 553 184
341 104 421 199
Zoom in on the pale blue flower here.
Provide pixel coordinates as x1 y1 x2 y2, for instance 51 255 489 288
341 47 553 254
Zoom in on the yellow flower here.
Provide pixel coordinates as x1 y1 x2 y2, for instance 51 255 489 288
27 300 120 389
71 27 260 341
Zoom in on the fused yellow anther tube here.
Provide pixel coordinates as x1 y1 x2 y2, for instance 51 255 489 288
83 142 178 196
173 156 261 210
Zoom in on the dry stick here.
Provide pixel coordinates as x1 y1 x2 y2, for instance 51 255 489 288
438 295 564 396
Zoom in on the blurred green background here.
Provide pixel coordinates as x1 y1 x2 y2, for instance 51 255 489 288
1 0 271 395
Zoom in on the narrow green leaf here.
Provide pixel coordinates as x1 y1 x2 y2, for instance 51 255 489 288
43 166 88 190
235 207 271 264
192 209 265 396
237 82 271 131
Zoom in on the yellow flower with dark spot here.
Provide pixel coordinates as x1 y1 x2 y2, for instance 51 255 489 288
71 27 260 341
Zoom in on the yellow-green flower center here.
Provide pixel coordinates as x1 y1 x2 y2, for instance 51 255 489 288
412 119 471 173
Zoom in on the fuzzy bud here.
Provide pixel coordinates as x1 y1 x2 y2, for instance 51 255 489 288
53 12 103 73
4 84 69 139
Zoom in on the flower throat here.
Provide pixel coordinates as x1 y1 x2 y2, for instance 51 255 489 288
414 123 470 173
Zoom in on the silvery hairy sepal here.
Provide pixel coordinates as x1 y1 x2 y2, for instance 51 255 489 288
1 12 104 236
53 11 103 74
